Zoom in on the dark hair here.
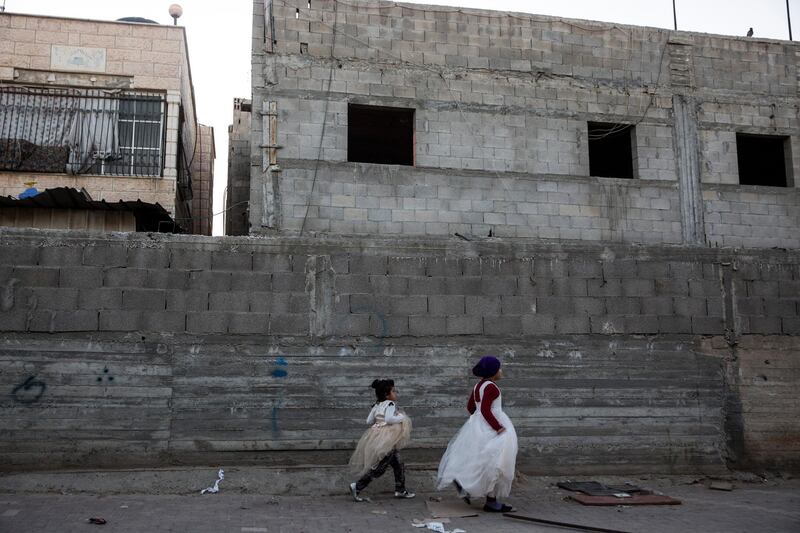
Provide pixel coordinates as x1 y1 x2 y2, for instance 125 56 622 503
371 379 395 402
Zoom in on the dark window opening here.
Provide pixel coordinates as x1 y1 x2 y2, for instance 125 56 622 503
588 122 635 179
348 104 414 166
736 133 791 187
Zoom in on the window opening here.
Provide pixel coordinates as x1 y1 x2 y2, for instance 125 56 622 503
588 122 635 179
736 133 791 187
348 104 414 166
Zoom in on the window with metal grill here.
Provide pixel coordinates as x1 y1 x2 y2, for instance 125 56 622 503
0 86 166 177
347 104 414 166
588 122 636 179
736 133 792 187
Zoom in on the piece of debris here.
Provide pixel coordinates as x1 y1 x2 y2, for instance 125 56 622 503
371 510 387 515
411 521 465 533
557 481 651 497
709 481 734 491
428 496 442 502
504 513 631 533
200 468 225 494
569 494 681 506
87 517 107 525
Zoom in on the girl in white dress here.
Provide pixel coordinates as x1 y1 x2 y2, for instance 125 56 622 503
349 379 415 501
436 356 517 512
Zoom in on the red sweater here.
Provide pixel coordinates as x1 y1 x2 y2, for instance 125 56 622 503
467 379 503 432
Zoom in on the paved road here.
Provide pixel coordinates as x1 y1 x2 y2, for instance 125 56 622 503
1 476 798 532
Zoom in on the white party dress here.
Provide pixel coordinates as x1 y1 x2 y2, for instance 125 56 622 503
436 380 518 499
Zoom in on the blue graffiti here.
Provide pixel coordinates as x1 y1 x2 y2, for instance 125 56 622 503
270 357 288 378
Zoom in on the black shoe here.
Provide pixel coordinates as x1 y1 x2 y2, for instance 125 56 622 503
452 480 471 505
483 503 513 513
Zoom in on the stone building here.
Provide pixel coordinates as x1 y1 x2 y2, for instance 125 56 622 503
0 11 206 232
189 124 215 236
250 0 799 248
226 98 252 235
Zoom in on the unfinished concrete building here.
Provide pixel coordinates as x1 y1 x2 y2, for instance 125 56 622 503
226 98 252 235
251 0 799 249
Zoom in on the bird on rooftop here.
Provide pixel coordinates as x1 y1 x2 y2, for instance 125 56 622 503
747 27 754 37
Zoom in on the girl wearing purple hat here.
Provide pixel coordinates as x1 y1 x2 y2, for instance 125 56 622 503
436 356 518 512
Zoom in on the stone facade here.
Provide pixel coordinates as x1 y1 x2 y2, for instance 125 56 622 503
190 124 216 236
249 0 799 248
0 12 202 226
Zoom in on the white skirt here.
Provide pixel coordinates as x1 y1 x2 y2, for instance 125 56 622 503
349 417 412 477
436 410 517 499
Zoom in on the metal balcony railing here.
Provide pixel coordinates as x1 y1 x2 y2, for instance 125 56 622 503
0 86 166 177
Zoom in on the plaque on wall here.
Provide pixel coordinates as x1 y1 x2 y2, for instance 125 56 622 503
50 45 107 73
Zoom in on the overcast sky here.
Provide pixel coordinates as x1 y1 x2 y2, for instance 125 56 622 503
7 0 799 234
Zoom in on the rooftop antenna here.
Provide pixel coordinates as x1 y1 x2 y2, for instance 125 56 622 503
787 0 793 41
168 3 183 25
672 0 677 30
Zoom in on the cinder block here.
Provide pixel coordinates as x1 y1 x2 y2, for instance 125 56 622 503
330 254 349 274
426 258 462 277
446 315 482 335
0 245 38 265
555 315 590 334
350 255 387 275
38 247 82 267
82 246 127 267
231 272 272 292
622 279 655 297
334 274 370 293
535 297 574 316
408 276 446 295
636 262 670 279
369 276 409 295
210 291 251 312
748 316 782 334
228 312 269 334
445 277 482 296
605 297 641 314
387 257 426 276
253 253 293 272
782 317 800 334
748 280 780 298
658 316 692 334
79 288 123 310
641 297 673 315
522 314 555 335
270 313 309 335
552 279 588 296
188 271 232 291
517 277 552 296
97 310 138 331
127 248 170 269
170 249 212 270
600 261 637 279
122 289 166 311
156 276 206 305
761 298 797 317
350 293 383 313
689 280 721 298
624 315 659 334
28 309 99 332
145 270 188 289
573 297 605 315
409 315 446 336
484 315 522 336
13 267 59 287
140 311 185 332
429 295 465 315
332 314 370 336
465 296 500 316
104 268 148 288
500 296 534 315
591 315 627 334
186 312 229 334
0 310 27 331
211 250 253 271
736 297 763 316
370 315 409 337
568 260 603 278
389 296 427 315
587 279 622 297
272 272 307 292
481 277 517 295
691 316 724 335
655 278 689 296
669 262 705 280
29 288 79 310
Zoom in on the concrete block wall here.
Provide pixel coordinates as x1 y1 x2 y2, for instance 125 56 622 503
1 229 799 473
250 0 800 249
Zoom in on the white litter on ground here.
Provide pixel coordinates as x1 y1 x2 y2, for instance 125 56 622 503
200 469 224 494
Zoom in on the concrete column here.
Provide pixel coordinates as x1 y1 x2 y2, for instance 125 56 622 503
672 94 706 245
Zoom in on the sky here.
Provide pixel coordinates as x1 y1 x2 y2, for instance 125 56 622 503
6 0 799 235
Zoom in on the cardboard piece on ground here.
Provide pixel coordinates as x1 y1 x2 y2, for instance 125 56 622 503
569 494 681 506
709 481 734 491
426 500 479 518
